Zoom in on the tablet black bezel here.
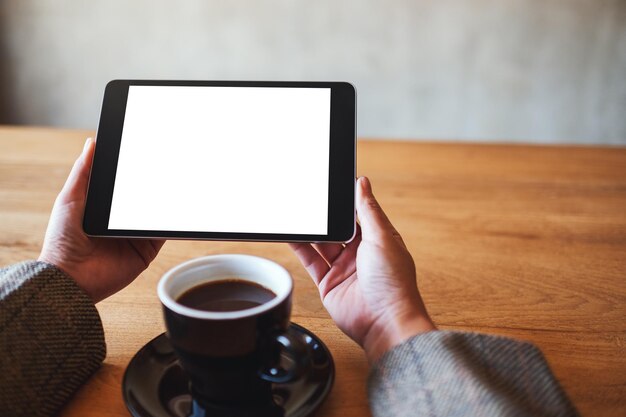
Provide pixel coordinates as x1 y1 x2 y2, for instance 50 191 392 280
83 79 356 242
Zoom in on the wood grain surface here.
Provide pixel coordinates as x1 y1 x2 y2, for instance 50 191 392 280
1 126 625 417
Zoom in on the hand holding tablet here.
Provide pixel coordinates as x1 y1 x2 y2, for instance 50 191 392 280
84 80 356 242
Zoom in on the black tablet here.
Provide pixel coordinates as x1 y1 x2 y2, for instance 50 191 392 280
84 80 356 242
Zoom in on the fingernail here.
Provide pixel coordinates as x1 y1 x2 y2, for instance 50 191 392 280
83 137 92 153
360 176 371 193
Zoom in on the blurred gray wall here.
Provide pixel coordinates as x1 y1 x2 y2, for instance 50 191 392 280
0 0 624 144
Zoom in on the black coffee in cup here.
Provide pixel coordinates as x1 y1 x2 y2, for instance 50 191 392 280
158 255 310 410
177 279 276 312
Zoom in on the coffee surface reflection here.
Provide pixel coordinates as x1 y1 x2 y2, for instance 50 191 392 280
177 279 276 312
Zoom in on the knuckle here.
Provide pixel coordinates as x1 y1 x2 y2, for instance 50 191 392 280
366 197 381 211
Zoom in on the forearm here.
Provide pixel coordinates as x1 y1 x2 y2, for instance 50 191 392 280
368 331 579 417
0 261 106 417
362 309 436 363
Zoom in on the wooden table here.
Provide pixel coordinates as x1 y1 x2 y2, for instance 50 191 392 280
1 126 625 417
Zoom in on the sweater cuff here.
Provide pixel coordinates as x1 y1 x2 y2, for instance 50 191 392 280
0 260 106 417
367 330 579 417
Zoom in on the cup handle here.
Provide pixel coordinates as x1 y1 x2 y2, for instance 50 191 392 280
258 329 310 384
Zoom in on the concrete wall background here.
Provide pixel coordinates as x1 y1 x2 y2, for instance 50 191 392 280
0 0 624 144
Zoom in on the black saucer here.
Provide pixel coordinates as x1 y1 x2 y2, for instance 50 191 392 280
123 323 335 417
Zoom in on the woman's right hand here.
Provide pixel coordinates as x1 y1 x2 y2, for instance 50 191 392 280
38 138 164 303
290 177 436 363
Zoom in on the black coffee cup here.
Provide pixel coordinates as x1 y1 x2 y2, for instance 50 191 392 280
157 254 308 407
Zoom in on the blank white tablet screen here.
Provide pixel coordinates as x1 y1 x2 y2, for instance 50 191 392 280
108 86 331 234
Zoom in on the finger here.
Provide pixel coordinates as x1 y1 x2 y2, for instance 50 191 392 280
148 239 166 256
59 137 95 203
347 222 363 250
289 243 330 284
356 177 395 236
312 217 363 264
319 228 362 296
356 177 405 243
331 224 361 267
312 243 344 264
150 239 167 250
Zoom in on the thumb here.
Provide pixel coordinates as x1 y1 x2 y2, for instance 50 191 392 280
59 137 95 203
356 176 401 242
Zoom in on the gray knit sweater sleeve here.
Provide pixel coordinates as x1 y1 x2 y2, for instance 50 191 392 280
0 261 106 417
368 330 579 417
